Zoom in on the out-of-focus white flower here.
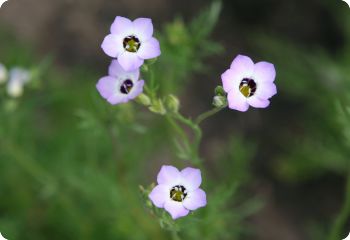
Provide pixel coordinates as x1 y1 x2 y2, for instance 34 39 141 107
0 63 8 84
0 232 8 240
6 67 31 98
343 232 350 240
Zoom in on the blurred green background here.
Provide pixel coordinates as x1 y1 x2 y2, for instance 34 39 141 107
0 0 350 239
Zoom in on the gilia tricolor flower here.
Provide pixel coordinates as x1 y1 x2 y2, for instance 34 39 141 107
149 165 207 220
221 55 277 112
96 60 144 105
101 16 161 71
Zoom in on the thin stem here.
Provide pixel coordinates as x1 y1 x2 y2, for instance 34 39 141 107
171 113 203 167
195 106 225 125
328 171 350 240
171 230 181 240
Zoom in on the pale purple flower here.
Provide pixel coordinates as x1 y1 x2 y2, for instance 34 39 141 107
149 165 207 220
101 16 161 71
96 60 144 105
221 55 277 112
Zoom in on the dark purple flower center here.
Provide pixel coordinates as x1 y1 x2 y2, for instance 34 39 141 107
123 35 141 53
239 78 257 97
170 185 187 202
120 79 133 94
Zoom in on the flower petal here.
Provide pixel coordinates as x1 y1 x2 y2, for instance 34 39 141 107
133 18 154 41
247 96 270 108
164 200 190 219
108 60 140 80
221 69 240 93
110 16 133 36
256 82 277 99
128 80 144 99
137 37 161 59
118 52 144 71
254 61 276 83
157 165 181 185
107 93 128 105
227 87 249 112
101 34 123 58
180 167 202 191
96 76 116 99
149 184 169 208
183 188 207 211
230 55 255 78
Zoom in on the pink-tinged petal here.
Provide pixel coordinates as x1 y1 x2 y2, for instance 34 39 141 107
183 188 207 211
254 61 276 83
108 60 140 80
149 184 169 208
247 96 270 108
221 69 241 93
256 82 277 99
180 167 202 191
164 200 190 219
133 18 154 41
101 34 123 58
157 165 181 185
227 87 249 112
96 76 116 99
110 16 133 35
137 38 161 59
230 55 255 77
107 93 128 105
118 52 144 71
128 80 144 99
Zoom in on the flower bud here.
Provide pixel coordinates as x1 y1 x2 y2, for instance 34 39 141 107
213 95 227 108
165 94 180 113
214 85 226 96
136 93 151 106
149 99 167 115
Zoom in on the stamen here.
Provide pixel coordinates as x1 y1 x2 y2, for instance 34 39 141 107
120 79 133 94
170 185 187 202
239 78 257 97
123 35 141 53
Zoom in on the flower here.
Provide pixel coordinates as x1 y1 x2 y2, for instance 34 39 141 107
101 16 161 71
0 232 8 240
6 67 31 98
0 63 7 84
149 165 207 220
96 60 144 105
221 54 277 112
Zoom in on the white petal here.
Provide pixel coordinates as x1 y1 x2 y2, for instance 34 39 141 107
164 200 190 219
183 188 207 211
180 167 202 191
157 165 181 186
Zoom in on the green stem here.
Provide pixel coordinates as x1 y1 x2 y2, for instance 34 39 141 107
195 106 225 125
328 172 350 240
171 113 203 166
171 230 181 240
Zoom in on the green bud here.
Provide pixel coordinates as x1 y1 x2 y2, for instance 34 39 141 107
214 85 226 96
165 94 180 113
145 58 158 66
149 99 167 115
141 64 149 72
136 93 151 106
213 95 227 108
